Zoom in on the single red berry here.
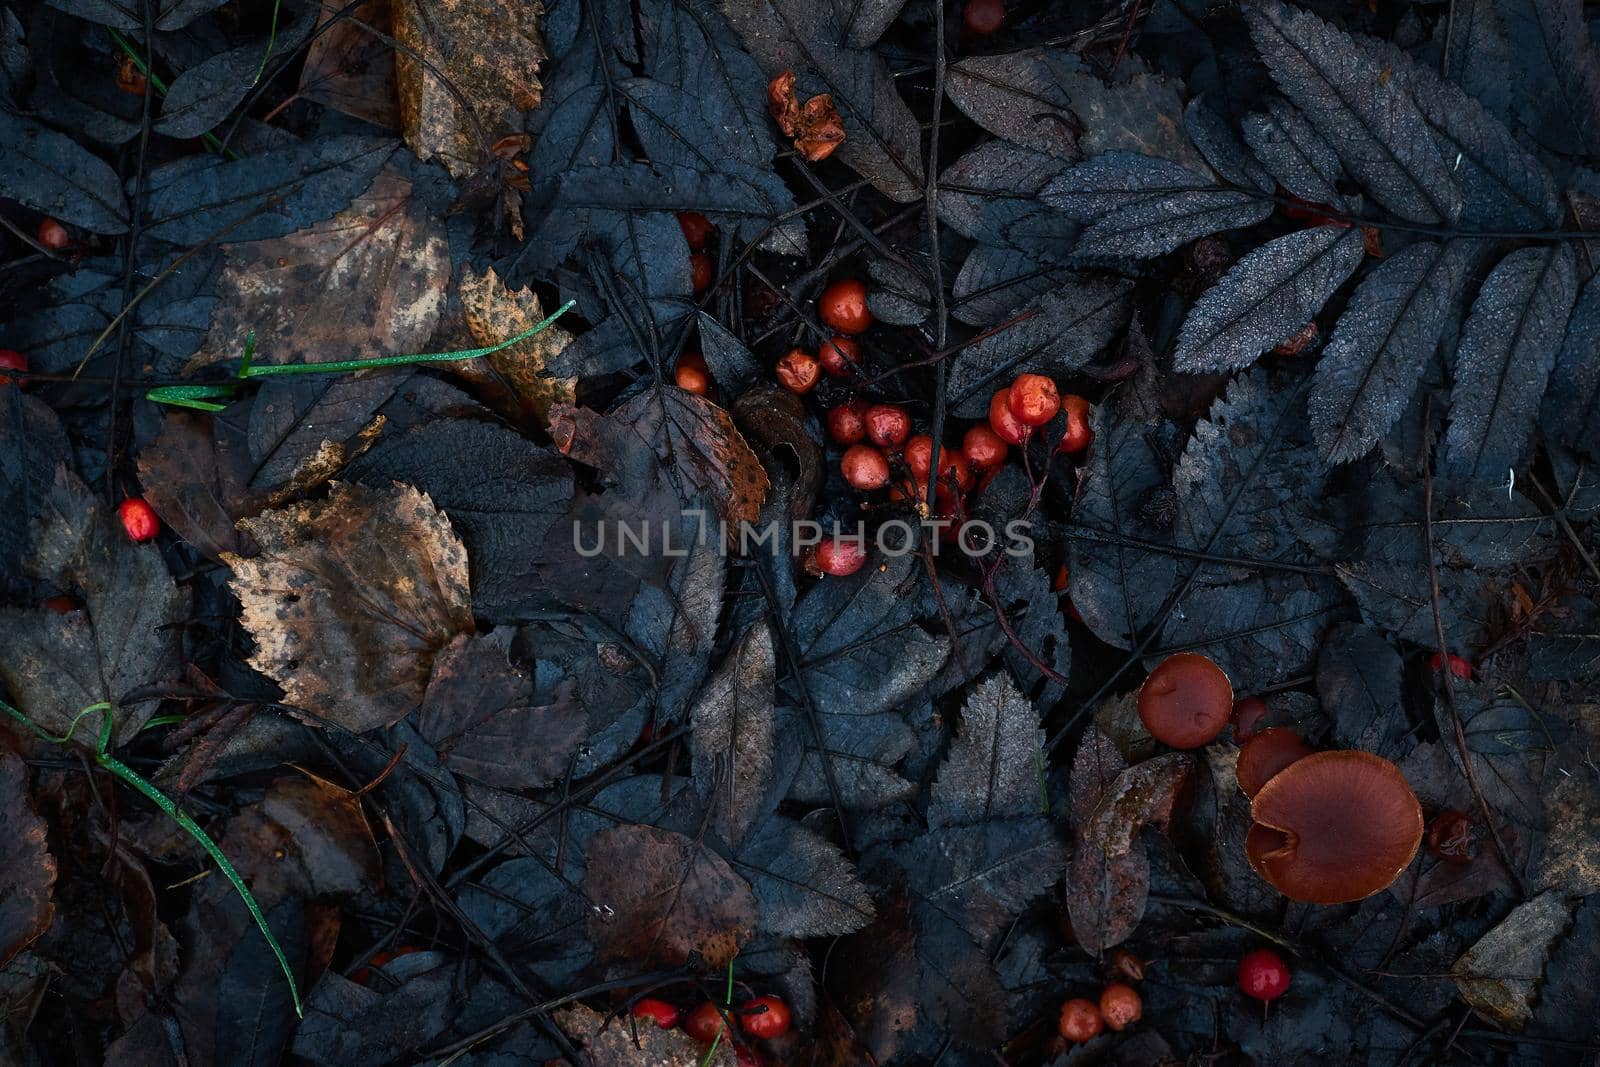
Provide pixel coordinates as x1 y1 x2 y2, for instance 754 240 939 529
816 537 869 576
1238 949 1291 1002
1008 373 1060 426
818 279 872 334
826 400 868 445
1058 997 1104 1043
903 434 934 482
678 211 714 250
1053 561 1070 593
118 497 160 543
37 218 70 251
963 0 1005 34
675 350 711 395
684 1001 726 1044
775 349 820 394
864 404 910 449
841 444 890 490
1428 652 1472 680
0 349 27 388
632 998 679 1029
690 252 714 292
817 335 861 377
1058 394 1093 454
961 424 1007 470
40 595 78 614
1231 696 1269 741
1098 982 1142 1031
1427 809 1475 864
988 388 1031 446
739 995 791 1040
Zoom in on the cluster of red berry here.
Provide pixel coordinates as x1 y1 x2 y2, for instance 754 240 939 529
1056 949 1145 1044
631 994 790 1065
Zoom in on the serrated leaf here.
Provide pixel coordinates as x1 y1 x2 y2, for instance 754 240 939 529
1245 0 1460 223
735 817 874 937
1311 240 1475 463
945 274 1133 417
1185 96 1273 191
945 50 1085 158
1499 0 1600 161
0 747 55 968
1544 268 1600 458
1442 244 1576 479
1241 97 1345 206
1453 891 1574 1030
1316 623 1410 758
644 0 773 161
930 674 1043 828
1174 224 1365 373
1043 151 1273 259
0 113 128 233
938 141 1073 243
691 621 776 848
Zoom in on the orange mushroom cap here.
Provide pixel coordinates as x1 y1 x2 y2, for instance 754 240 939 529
1235 727 1314 798
1137 652 1233 748
1246 750 1423 904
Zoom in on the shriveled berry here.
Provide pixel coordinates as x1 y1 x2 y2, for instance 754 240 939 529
819 279 872 334
675 350 711 395
690 252 714 292
988 388 1030 446
118 497 160 543
1109 948 1145 983
41 595 78 614
684 1001 726 1044
775 349 820 394
817 335 860 377
677 211 714 250
1428 652 1472 680
0 349 27 388
1231 696 1269 741
1238 948 1291 1002
1008 373 1060 426
826 400 868 445
1057 997 1104 1043
963 0 1005 34
864 404 910 448
1058 394 1093 454
632 998 679 1029
841 444 890 490
1427 809 1475 864
739 995 791 1040
1099 982 1141 1031
816 537 869 576
115 55 147 95
37 218 70 250
962 424 1007 470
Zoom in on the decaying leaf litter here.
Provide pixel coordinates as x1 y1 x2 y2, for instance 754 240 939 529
1 0 1600 1063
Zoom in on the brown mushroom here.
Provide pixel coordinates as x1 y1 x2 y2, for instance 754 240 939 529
1137 652 1233 748
1246 750 1423 904
1235 727 1314 798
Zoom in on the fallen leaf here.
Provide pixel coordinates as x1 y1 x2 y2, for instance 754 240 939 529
137 411 262 561
1452 890 1574 1029
583 824 756 970
0 746 54 968
553 1003 739 1066
690 621 776 848
298 0 401 130
218 775 382 905
455 265 575 426
392 0 545 177
226 481 473 732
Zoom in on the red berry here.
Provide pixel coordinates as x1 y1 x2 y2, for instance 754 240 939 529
115 55 147 95
864 404 910 449
0 349 27 388
988 388 1030 446
1008 373 1060 426
816 537 869 576
963 0 1005 34
684 1001 726 1044
826 400 868 445
739 995 791 1040
40 595 78 614
841 444 890 490
817 335 860 377
1058 394 1093 454
962 424 1007 470
1098 982 1141 1031
1058 997 1104 1043
819 279 872 334
691 252 714 292
775 349 820 394
632 998 679 1029
675 350 711 395
37 218 70 250
118 497 160 543
678 211 714 250
1237 948 1291 1002
904 434 934 482
1231 696 1269 741
1428 652 1472 680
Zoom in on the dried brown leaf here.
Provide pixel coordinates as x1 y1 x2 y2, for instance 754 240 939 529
553 1003 739 1066
393 0 545 177
456 265 575 427
299 0 400 130
0 747 54 968
1453 890 1574 1029
226 481 473 732
137 412 262 561
690 621 776 848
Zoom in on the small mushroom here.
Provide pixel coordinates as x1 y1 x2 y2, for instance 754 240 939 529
1137 652 1233 748
1235 727 1314 798
1246 750 1423 904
